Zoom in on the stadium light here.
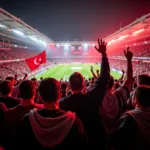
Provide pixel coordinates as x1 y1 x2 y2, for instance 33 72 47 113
12 29 25 36
108 39 116 45
144 41 147 44
132 29 144 35
38 40 46 46
64 43 70 47
117 35 129 40
92 44 95 47
28 36 38 42
64 43 70 51
0 24 7 29
83 43 88 47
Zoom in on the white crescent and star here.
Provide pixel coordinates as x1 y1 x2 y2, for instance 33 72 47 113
34 58 42 65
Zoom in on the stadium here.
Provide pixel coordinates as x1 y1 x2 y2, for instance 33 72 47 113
0 8 150 81
0 4 150 150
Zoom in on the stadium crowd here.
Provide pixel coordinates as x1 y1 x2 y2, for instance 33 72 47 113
0 39 150 150
0 47 38 60
108 43 150 57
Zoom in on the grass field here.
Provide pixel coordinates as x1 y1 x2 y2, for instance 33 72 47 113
35 64 121 80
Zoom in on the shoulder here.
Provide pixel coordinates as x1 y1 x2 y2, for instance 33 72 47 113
72 115 85 134
0 102 7 112
118 112 137 130
59 95 72 105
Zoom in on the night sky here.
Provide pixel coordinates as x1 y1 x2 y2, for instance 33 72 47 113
1 0 150 41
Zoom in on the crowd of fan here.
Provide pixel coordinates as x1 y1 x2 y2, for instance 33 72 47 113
108 43 150 57
110 59 150 75
0 60 52 80
0 39 150 150
0 47 38 60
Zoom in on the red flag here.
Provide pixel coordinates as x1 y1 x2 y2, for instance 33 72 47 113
25 51 46 71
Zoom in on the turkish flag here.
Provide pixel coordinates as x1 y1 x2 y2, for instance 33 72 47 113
25 51 46 71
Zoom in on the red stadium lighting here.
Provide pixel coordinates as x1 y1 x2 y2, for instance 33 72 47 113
144 41 147 44
108 39 116 45
92 44 95 47
117 35 129 40
132 29 144 35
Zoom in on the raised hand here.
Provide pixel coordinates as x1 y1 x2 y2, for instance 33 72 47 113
124 47 133 60
122 69 125 74
90 66 93 72
94 39 107 55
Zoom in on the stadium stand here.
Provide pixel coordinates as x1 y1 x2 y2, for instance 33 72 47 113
0 8 150 150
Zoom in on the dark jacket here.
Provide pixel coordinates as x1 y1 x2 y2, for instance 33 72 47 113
113 108 150 150
59 56 110 149
13 109 89 150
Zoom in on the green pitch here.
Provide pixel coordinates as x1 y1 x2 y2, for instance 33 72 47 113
35 64 121 80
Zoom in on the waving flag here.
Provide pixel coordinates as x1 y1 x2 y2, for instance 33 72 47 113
25 51 46 71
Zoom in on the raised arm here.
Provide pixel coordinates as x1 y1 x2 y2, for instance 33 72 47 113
88 39 110 107
90 66 98 79
122 47 133 91
119 69 125 82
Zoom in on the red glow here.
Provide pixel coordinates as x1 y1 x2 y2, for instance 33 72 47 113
117 35 129 40
132 29 144 35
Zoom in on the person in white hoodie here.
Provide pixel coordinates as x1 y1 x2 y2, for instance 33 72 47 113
112 85 150 150
14 78 89 150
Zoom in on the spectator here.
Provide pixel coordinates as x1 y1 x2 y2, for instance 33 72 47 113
0 80 21 108
99 47 133 143
14 78 89 149
4 80 44 126
60 39 110 149
113 85 150 150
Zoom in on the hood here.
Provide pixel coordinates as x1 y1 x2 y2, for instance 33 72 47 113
29 109 75 148
127 108 150 144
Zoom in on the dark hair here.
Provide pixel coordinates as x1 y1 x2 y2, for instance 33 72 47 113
107 75 114 89
19 80 36 99
5 76 14 83
39 78 60 102
0 80 13 95
134 85 150 107
69 72 84 91
5 76 14 81
114 82 120 90
31 78 37 82
61 82 67 91
138 74 150 86
114 79 119 82
92 77 94 82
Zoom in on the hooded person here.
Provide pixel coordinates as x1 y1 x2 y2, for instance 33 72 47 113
112 85 150 150
14 78 89 150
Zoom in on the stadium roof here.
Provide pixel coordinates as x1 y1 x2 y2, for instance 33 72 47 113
0 7 150 48
0 8 54 47
54 13 150 47
104 13 150 46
